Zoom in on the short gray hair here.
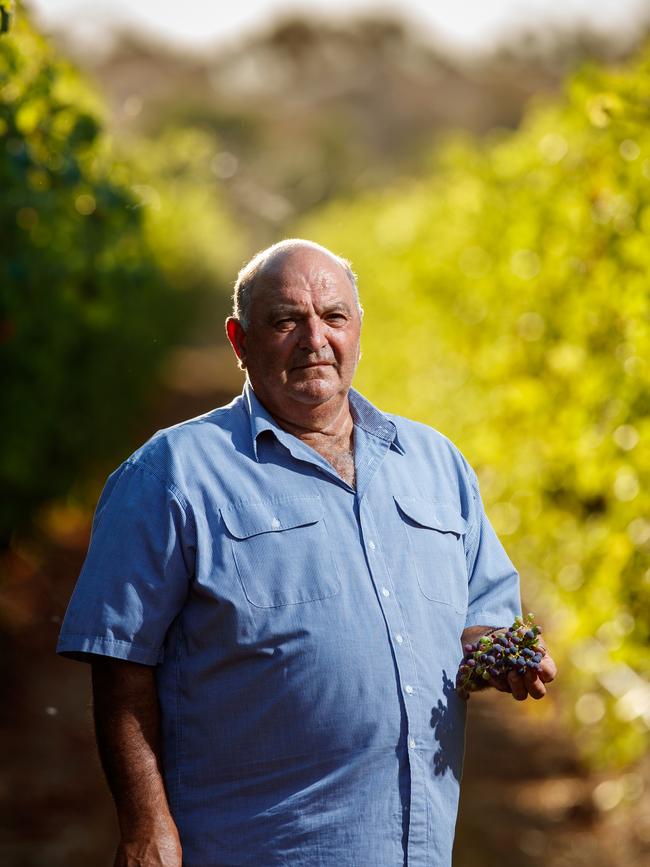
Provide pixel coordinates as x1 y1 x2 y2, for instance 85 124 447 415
232 238 362 329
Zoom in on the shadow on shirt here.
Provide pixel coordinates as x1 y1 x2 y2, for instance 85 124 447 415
429 670 464 781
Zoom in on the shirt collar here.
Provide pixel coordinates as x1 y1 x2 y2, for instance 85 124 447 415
243 380 405 461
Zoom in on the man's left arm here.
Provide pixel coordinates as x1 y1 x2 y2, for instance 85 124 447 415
460 463 557 701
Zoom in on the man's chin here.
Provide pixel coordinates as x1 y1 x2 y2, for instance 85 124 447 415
289 380 340 405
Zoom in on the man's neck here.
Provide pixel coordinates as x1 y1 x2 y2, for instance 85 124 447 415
273 401 354 444
252 385 354 440
252 387 356 486
281 406 356 488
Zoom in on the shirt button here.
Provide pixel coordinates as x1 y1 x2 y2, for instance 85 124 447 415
271 517 281 529
368 540 376 550
408 737 416 749
395 633 404 644
381 587 390 598
404 684 414 695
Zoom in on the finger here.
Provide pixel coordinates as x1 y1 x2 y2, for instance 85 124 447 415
524 669 547 699
539 655 558 683
507 670 528 701
488 674 511 693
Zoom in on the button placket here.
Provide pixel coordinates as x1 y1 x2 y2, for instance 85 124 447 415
360 500 423 722
359 497 429 860
357 427 431 866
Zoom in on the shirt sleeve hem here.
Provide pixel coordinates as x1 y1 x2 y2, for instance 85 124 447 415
464 609 521 630
56 634 161 665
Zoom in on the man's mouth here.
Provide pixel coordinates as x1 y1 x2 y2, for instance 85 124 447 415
294 361 333 369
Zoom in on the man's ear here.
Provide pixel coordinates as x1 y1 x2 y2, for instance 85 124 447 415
225 317 247 370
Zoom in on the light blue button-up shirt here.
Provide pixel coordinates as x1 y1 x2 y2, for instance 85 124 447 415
58 383 521 867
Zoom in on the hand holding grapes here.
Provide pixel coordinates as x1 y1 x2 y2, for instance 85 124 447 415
456 614 557 701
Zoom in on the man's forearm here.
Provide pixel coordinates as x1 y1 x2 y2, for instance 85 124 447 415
91 658 182 865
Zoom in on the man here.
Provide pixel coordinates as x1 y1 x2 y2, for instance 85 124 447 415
58 239 556 867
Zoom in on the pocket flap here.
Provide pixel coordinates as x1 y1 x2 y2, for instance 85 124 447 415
221 497 323 539
394 496 467 536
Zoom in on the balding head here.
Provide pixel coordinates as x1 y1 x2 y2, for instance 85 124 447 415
232 239 361 329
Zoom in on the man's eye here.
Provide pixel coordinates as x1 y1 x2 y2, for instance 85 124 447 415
326 314 347 324
274 318 295 329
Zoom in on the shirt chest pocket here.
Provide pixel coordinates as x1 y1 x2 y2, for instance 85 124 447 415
394 495 468 614
220 497 341 608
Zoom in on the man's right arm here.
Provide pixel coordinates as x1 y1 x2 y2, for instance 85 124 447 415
91 658 183 867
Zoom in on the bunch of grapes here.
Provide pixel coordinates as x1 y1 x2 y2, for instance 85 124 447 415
456 613 543 698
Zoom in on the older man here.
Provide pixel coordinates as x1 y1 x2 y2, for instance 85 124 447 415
58 239 556 867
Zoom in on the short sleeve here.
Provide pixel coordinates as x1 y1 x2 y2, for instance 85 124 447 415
463 468 522 629
57 459 195 665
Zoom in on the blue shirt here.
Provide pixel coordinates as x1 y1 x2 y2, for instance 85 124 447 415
57 383 521 867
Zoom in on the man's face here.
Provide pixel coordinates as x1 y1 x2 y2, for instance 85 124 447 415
229 247 362 418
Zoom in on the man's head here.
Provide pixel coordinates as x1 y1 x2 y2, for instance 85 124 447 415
226 239 363 419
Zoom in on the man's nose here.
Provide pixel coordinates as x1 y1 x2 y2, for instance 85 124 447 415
298 316 326 351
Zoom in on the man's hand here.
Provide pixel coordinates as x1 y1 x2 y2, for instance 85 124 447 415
486 633 557 700
114 823 183 867
459 624 557 701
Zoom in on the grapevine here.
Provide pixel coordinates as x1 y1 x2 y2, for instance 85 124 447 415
456 613 544 699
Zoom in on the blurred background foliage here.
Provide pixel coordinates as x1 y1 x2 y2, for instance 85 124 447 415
0 9 243 543
0 0 649 836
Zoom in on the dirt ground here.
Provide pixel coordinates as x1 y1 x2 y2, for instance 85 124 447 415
1 386 648 867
